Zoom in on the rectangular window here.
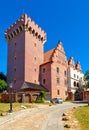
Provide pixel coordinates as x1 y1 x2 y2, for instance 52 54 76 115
57 90 60 95
57 77 60 85
74 74 76 78
56 67 59 74
14 68 16 72
64 71 67 76
43 79 46 84
43 68 46 73
34 68 36 72
34 57 36 61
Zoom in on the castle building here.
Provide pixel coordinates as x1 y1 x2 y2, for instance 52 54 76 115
40 42 68 100
67 57 84 100
5 14 84 101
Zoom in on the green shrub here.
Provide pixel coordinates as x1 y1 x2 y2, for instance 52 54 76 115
35 99 44 103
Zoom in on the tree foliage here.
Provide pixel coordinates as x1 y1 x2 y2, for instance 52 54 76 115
0 79 7 92
84 70 89 90
40 91 47 100
0 72 7 93
84 70 89 82
0 72 7 81
35 91 47 103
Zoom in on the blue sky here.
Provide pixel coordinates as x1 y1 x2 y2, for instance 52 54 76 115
0 0 89 74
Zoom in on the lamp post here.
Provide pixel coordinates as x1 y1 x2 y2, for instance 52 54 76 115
9 83 13 113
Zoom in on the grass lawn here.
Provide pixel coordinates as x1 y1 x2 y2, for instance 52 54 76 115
0 103 39 117
74 105 89 130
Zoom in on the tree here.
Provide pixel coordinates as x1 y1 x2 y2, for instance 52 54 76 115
0 79 7 93
84 70 89 90
0 72 7 93
36 91 47 103
84 70 89 105
40 91 47 100
0 72 7 81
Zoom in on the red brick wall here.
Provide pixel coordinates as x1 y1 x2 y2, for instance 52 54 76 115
40 63 51 91
7 31 25 92
82 91 89 100
51 62 67 100
6 14 46 92
24 31 44 84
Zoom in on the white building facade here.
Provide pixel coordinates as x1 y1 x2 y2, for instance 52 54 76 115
67 57 84 100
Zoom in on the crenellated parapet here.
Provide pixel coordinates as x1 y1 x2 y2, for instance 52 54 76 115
5 14 46 43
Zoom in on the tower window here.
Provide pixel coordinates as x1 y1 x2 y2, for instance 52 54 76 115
43 79 46 84
56 77 60 85
43 68 46 73
34 68 36 72
56 67 59 74
34 57 36 61
14 68 16 72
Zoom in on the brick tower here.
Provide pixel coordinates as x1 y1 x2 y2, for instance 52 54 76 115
5 14 46 92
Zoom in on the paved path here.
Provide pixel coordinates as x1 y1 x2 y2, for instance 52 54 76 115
0 102 87 130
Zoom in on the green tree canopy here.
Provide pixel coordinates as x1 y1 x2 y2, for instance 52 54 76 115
0 72 7 81
0 79 7 92
0 72 7 93
84 70 89 90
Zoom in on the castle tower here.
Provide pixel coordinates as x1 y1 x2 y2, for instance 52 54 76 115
75 61 81 72
5 14 46 92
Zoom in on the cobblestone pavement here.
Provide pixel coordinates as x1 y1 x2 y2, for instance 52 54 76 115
0 102 86 130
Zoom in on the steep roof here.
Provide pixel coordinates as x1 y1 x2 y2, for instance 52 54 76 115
43 41 66 64
21 82 48 91
44 48 55 63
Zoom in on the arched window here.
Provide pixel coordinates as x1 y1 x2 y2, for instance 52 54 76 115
77 82 79 87
74 81 76 87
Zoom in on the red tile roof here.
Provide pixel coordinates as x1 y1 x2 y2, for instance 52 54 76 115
44 48 55 63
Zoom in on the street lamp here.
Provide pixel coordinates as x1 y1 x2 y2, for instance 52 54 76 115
9 83 13 113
